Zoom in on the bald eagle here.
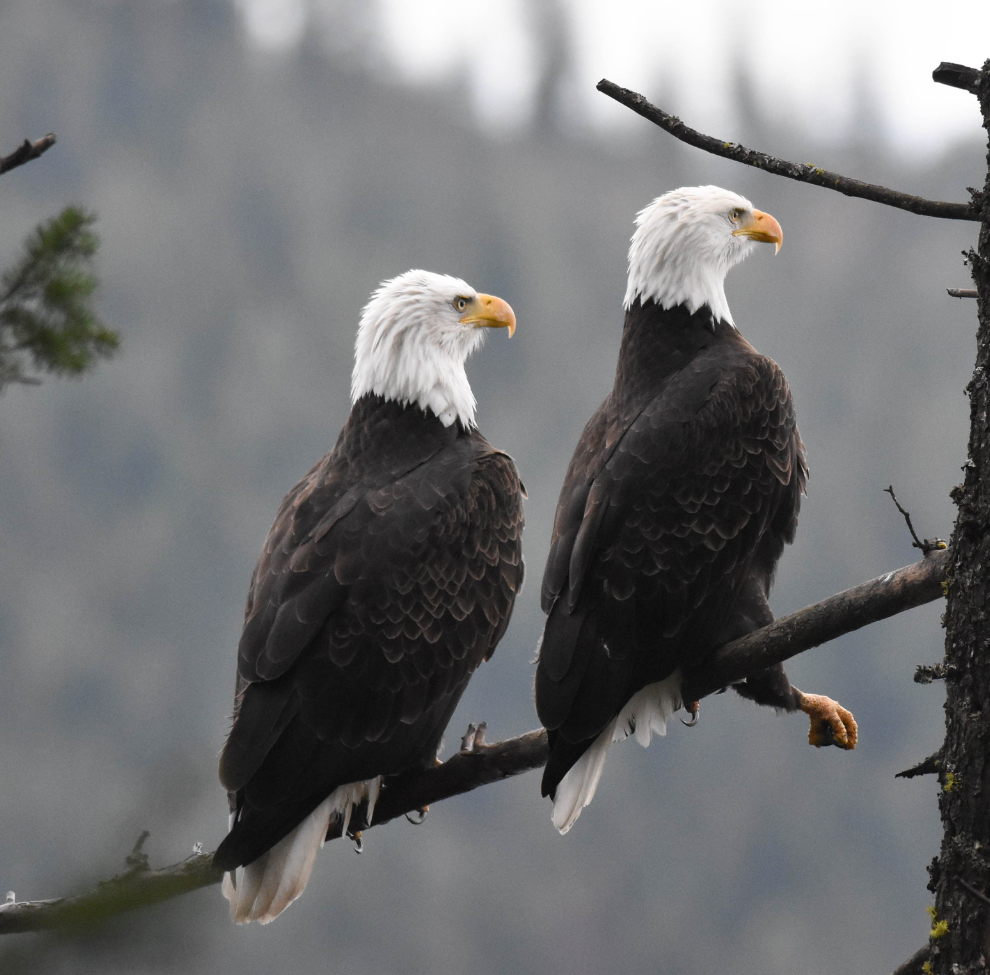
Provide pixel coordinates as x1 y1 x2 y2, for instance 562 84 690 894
215 270 525 921
536 186 857 834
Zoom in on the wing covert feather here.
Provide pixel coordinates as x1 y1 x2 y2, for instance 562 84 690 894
222 429 524 808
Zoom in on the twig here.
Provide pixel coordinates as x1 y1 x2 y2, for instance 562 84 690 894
0 550 951 934
947 288 978 298
954 876 990 908
595 79 979 222
896 751 942 779
891 944 931 975
932 62 983 95
0 134 57 176
884 485 946 555
915 662 947 684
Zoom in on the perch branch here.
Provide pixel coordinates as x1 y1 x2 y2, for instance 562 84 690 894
947 288 978 298
891 944 931 975
596 79 979 221
0 134 57 176
0 550 950 934
683 548 950 701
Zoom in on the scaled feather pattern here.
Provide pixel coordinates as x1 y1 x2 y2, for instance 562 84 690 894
536 187 815 831
216 271 524 920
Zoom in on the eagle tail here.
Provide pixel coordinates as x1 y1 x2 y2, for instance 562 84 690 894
550 717 616 834
550 672 683 834
223 775 382 924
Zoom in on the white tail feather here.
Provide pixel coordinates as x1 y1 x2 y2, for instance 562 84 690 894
613 672 682 747
551 672 683 834
223 775 383 924
552 717 617 834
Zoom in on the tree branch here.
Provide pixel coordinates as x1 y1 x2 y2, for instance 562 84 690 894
896 751 942 779
947 288 978 298
684 548 949 701
596 79 979 222
0 134 57 176
891 944 931 975
884 485 947 555
932 62 983 95
0 550 950 935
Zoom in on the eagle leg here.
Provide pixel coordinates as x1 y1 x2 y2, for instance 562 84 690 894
681 701 700 727
797 692 858 750
406 751 448 825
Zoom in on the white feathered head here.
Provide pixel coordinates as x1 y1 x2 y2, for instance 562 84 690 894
624 185 782 326
351 269 516 429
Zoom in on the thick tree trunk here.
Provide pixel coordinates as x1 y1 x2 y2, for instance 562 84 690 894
930 59 990 975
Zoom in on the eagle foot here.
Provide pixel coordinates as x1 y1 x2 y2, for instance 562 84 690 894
405 807 429 825
681 701 700 727
459 721 488 753
352 830 364 854
798 692 858 750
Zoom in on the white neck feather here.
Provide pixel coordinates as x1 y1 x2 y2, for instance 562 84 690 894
350 271 484 429
622 186 759 327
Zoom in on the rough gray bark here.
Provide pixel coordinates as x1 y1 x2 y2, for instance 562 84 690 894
927 58 990 975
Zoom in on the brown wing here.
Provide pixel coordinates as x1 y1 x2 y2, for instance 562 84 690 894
536 353 804 752
215 434 524 870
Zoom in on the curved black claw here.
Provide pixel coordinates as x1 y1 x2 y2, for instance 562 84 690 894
681 701 700 727
405 807 429 825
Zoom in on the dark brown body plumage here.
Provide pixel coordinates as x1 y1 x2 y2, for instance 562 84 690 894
536 300 807 799
216 394 525 870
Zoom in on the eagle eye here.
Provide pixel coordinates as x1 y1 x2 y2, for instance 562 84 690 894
730 208 744 222
455 297 468 311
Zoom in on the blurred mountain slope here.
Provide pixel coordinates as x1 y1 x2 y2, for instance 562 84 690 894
0 2 985 972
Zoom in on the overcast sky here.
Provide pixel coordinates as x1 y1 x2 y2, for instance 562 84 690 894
232 0 990 156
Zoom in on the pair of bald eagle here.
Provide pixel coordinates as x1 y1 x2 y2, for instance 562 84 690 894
214 185 857 923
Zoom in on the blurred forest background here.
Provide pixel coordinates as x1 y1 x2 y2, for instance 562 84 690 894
1 1 988 972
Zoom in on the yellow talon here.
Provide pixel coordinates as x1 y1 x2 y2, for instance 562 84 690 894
798 692 858 750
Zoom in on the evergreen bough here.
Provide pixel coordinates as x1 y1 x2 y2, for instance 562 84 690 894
0 206 119 393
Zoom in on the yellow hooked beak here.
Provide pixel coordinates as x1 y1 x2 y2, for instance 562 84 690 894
459 293 516 337
732 209 783 254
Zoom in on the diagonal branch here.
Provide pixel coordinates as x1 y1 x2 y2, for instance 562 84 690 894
0 549 950 935
683 548 950 701
891 944 931 975
596 79 979 222
0 134 57 176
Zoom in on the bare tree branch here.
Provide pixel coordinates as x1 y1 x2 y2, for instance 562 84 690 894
947 288 978 298
0 550 950 935
896 751 942 779
0 134 57 176
884 485 947 555
932 62 983 95
891 944 931 975
683 548 950 701
595 79 979 222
